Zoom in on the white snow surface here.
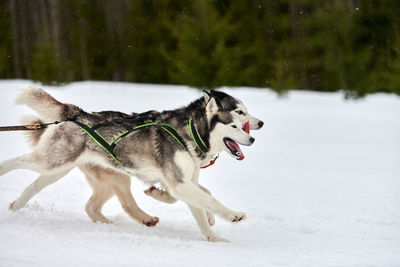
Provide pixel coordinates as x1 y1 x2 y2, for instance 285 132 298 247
0 80 399 266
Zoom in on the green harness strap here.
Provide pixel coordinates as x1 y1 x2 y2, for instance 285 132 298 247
73 121 187 166
188 117 208 152
74 117 208 166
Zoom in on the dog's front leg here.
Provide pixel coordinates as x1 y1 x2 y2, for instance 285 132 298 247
145 184 215 226
169 182 246 223
192 170 215 226
188 205 227 242
173 160 244 223
144 185 178 204
198 185 216 226
162 152 245 241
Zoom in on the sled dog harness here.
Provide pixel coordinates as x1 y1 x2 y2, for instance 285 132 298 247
0 118 218 168
73 120 187 166
187 117 219 168
72 118 216 167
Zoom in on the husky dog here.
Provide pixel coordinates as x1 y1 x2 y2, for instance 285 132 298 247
80 90 264 228
0 88 262 242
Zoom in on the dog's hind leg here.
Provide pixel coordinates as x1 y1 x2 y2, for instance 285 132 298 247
112 175 159 227
0 154 41 176
82 165 159 226
85 189 114 224
85 173 114 224
9 169 71 211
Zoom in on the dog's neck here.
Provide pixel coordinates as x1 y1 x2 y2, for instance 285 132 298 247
159 97 212 159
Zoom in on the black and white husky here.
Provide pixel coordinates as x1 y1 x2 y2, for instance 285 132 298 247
0 88 263 242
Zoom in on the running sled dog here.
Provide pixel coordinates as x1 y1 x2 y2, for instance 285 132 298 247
0 88 263 242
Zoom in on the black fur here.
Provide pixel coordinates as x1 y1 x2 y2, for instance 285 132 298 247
59 91 240 166
209 90 240 111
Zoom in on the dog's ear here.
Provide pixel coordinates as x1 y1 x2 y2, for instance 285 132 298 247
204 90 224 110
206 97 219 116
202 90 211 103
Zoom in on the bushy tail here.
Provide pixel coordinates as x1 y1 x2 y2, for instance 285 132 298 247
20 115 44 146
15 87 82 122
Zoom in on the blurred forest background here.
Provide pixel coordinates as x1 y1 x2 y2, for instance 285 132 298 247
0 0 399 97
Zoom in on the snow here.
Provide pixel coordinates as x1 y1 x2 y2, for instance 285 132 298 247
0 80 399 266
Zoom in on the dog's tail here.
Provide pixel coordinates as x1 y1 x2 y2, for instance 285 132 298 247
20 115 45 146
15 87 82 122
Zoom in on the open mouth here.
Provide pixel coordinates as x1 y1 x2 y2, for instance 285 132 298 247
242 121 250 134
223 121 251 161
224 137 245 160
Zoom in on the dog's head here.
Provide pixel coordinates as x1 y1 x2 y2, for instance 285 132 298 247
203 90 264 131
204 95 255 160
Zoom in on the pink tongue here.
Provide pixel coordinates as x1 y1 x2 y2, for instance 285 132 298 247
242 121 250 134
228 140 245 161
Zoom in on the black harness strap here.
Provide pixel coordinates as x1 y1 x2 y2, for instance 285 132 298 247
73 121 187 166
73 121 122 164
159 124 187 149
91 123 105 131
108 123 135 152
189 118 208 152
119 123 134 132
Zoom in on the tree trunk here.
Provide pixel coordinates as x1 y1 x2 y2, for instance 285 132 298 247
18 0 31 78
9 0 21 78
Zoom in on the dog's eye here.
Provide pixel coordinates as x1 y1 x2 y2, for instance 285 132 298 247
231 125 237 128
236 110 244 115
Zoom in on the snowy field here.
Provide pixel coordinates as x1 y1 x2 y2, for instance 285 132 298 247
0 80 399 267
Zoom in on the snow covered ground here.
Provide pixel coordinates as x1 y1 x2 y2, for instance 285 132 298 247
0 80 399 266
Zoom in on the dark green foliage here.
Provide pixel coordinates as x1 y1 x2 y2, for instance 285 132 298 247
0 1 13 78
30 43 60 84
1 0 399 97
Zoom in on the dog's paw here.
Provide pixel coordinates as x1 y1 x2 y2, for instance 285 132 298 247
94 216 113 224
144 185 157 195
9 200 24 211
144 186 177 204
142 216 159 227
207 211 215 226
219 209 247 223
230 212 246 223
207 234 229 243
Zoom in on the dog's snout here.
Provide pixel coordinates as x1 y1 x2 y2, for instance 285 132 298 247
249 137 255 144
258 121 264 128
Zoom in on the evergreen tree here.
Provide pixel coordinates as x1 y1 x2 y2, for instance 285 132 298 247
1 0 399 97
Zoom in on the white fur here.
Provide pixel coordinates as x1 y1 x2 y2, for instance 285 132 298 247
20 114 40 125
159 151 245 242
0 88 253 242
205 97 219 118
9 169 71 211
233 101 263 130
209 116 253 157
15 87 64 122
